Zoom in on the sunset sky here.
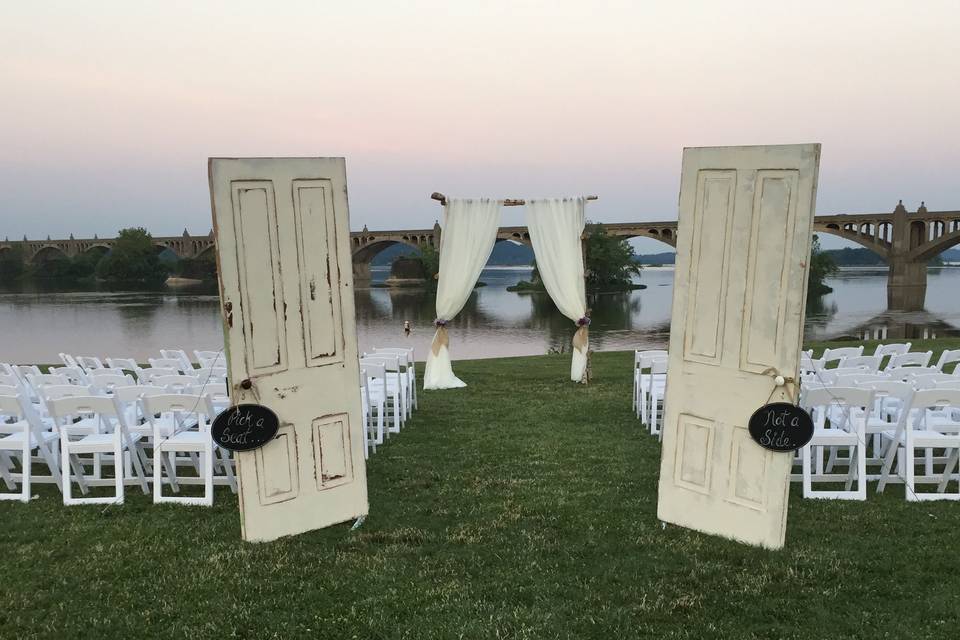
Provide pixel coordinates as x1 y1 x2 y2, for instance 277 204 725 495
2 1 958 251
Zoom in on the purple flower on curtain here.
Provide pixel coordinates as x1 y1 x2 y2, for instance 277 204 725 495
434 318 448 328
576 317 591 327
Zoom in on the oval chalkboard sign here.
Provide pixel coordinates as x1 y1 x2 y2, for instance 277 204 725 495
748 403 814 452
211 404 280 452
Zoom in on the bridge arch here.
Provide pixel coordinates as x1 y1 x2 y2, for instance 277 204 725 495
616 230 677 250
813 223 890 259
30 245 69 264
909 228 960 262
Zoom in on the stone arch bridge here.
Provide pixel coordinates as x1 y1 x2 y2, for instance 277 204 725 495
3 202 958 310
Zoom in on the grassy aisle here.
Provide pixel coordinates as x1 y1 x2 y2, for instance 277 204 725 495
2 348 959 639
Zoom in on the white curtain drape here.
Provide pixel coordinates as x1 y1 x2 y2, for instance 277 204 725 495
423 198 502 390
526 198 589 382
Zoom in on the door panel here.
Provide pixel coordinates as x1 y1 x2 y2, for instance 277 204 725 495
210 157 368 542
657 144 820 549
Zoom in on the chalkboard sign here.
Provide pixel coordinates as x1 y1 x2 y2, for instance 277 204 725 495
211 404 280 452
748 403 814 452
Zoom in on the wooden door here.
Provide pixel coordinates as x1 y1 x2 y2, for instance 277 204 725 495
657 144 821 549
209 157 368 542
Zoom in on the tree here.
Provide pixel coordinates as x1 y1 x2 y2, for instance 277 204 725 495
96 227 169 284
0 246 25 279
807 234 837 297
583 223 642 290
412 243 440 283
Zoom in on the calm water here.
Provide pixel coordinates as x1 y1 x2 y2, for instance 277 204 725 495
2 267 960 364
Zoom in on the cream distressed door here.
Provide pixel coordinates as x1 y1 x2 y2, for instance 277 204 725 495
209 157 368 542
656 144 820 549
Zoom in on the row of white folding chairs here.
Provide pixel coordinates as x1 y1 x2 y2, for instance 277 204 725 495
359 347 417 458
0 381 234 505
58 349 226 375
802 344 960 375
633 350 668 436
797 380 960 501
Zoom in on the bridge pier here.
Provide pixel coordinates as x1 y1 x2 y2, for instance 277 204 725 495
353 261 371 284
887 201 927 311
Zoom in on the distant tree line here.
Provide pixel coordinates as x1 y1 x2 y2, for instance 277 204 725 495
0 227 216 285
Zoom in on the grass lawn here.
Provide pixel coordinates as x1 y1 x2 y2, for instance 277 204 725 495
3 344 960 639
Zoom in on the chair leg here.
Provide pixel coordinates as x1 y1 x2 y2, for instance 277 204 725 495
0 452 16 491
802 444 813 497
114 443 124 504
21 441 31 503
906 443 917 502
204 447 214 506
937 448 960 494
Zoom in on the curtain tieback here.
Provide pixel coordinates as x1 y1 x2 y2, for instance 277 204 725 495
431 323 450 356
572 316 590 353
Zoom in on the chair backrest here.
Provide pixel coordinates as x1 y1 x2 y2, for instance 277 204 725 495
650 359 668 375
149 357 187 372
46 395 123 430
137 367 179 383
152 374 200 392
160 349 193 370
15 365 42 380
840 355 881 372
360 363 387 394
846 373 889 385
194 350 226 368
111 384 168 404
935 349 960 372
890 366 942 382
828 366 870 378
193 367 227 384
88 373 135 392
639 354 668 370
873 342 911 358
58 353 79 367
822 346 864 363
86 367 127 378
800 353 825 373
886 351 933 370
635 349 667 367
140 394 210 431
190 381 228 399
362 354 400 373
41 384 95 401
933 378 960 389
910 389 960 419
26 373 70 387
0 384 22 396
49 366 89 385
105 357 141 372
75 356 105 371
0 373 25 389
803 386 874 430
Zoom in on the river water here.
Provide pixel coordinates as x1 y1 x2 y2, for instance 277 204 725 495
2 267 959 364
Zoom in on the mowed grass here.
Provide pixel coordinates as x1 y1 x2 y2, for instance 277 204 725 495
3 347 960 639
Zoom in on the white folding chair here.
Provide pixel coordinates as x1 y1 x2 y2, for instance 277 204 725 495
878 389 960 501
637 353 667 423
646 359 668 437
800 352 825 375
885 351 933 371
935 349 960 373
194 350 226 369
634 350 667 417
373 347 417 411
75 356 105 372
47 395 149 505
149 357 189 373
48 366 90 385
160 349 195 374
863 380 915 481
839 355 881 372
151 374 201 393
361 355 407 426
141 394 214 506
26 373 70 388
105 358 142 376
821 346 864 367
201 395 238 494
801 387 872 500
874 343 911 358
0 393 61 502
88 373 136 394
360 361 397 436
136 367 180 384
58 353 80 368
359 370 375 457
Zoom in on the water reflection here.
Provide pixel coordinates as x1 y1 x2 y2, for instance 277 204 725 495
2 267 960 363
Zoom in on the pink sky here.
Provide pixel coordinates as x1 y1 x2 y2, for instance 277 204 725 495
1 1 958 251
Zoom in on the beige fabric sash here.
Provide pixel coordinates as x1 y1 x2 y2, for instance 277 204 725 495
572 325 589 353
431 325 450 356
